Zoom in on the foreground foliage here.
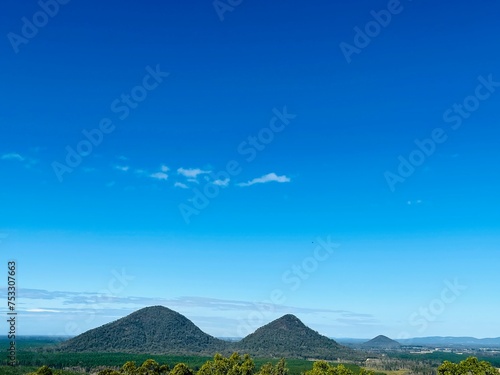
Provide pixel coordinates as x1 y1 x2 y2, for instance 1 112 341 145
23 353 365 375
15 354 500 375
437 357 498 375
364 352 500 375
23 365 81 375
8 351 367 375
304 361 375 375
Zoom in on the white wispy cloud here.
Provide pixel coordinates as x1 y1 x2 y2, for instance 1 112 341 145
213 179 230 187
115 165 130 172
177 167 211 179
1 152 38 169
7 288 372 319
3 287 375 337
26 308 61 313
1 153 25 162
174 182 189 189
237 173 290 187
407 199 423 206
150 172 168 181
133 165 170 181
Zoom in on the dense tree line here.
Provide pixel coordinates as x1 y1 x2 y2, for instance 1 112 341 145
26 355 499 375
365 354 500 375
26 353 361 375
303 361 367 375
27 353 282 375
368 357 436 375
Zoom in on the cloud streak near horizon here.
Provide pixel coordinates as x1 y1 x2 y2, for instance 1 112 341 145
237 173 291 187
1 287 376 337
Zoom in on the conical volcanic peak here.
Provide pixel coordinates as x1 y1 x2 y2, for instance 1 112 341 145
61 305 227 354
237 314 352 360
60 307 356 359
263 314 308 331
361 335 401 349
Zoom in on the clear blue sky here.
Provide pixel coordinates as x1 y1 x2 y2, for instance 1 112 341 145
1 0 499 339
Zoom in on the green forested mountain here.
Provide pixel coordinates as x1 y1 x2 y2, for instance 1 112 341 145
60 306 228 355
60 307 354 360
236 314 352 360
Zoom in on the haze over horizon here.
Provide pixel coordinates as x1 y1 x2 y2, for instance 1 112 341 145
1 1 499 340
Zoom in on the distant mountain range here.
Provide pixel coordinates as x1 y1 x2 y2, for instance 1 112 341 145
57 306 500 357
398 336 500 348
60 306 355 359
335 336 500 348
